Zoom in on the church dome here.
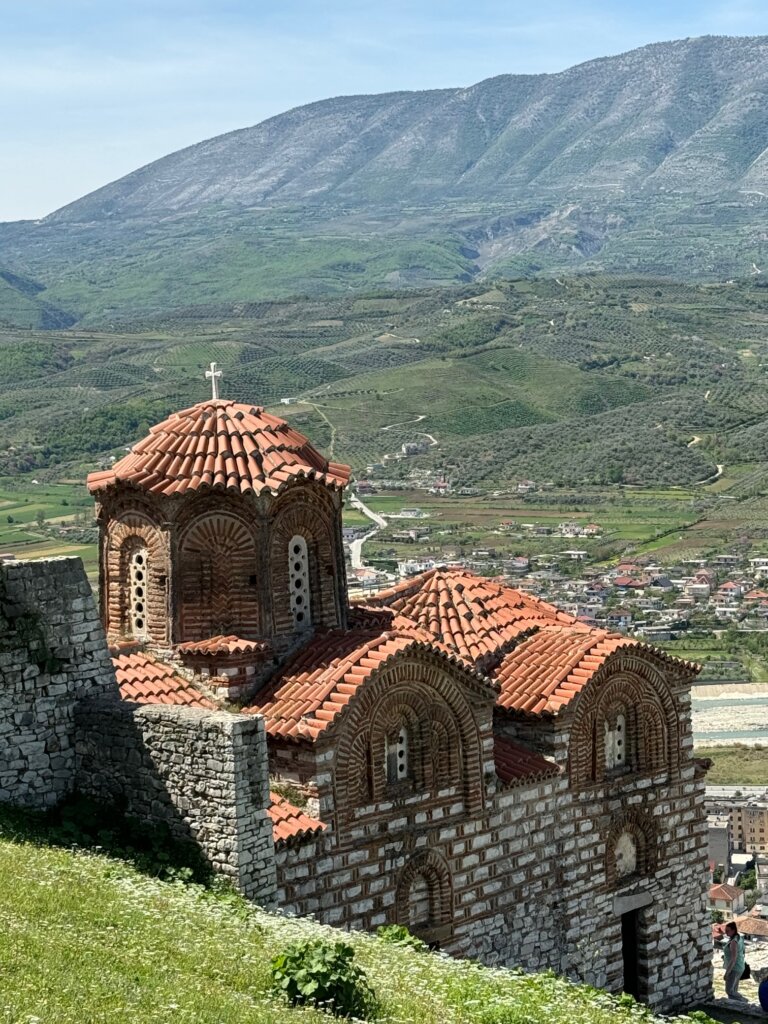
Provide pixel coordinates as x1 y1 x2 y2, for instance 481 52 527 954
87 399 351 498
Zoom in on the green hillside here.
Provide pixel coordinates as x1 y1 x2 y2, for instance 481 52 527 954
0 815 713 1024
7 274 768 491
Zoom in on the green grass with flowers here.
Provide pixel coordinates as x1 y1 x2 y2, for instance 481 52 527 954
0 810 719 1024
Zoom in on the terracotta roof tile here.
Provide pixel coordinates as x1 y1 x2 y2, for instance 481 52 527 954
113 652 218 709
355 568 575 666
710 883 743 901
492 625 697 715
87 400 351 498
268 792 326 845
176 635 272 657
493 736 561 786
245 627 492 740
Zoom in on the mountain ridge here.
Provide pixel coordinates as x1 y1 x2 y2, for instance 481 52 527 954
42 34 768 224
3 35 768 324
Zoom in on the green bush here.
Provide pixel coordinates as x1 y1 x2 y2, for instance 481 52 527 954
376 923 427 952
271 937 376 1018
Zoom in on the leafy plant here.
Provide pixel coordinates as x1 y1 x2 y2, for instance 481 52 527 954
271 937 376 1018
376 923 427 952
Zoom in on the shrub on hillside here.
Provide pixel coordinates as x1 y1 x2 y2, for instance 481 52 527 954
271 937 376 1018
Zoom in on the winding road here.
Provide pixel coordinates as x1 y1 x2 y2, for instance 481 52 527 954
349 493 387 570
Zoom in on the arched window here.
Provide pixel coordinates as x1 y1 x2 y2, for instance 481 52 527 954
385 726 409 785
129 548 148 638
605 708 628 770
288 535 311 630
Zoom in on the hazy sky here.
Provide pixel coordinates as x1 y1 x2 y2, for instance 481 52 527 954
2 0 768 221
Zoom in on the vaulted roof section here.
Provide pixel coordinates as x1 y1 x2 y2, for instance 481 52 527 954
87 399 351 498
355 568 575 666
244 627 495 742
268 792 327 846
492 625 698 716
113 651 217 709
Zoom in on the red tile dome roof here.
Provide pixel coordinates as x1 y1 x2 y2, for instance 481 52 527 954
87 399 351 498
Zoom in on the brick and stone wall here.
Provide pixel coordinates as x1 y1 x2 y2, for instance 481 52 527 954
75 698 277 906
269 654 713 1014
0 557 117 808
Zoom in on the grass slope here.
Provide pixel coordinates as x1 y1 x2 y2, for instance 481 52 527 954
694 744 768 785
0 824 711 1024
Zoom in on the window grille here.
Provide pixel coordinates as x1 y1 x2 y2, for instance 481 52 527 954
386 727 409 785
129 548 148 638
288 535 311 629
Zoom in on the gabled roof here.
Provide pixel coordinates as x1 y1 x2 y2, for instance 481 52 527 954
710 883 743 901
244 627 494 742
268 792 326 845
355 568 575 665
492 625 697 716
113 651 217 709
493 736 561 786
87 399 351 498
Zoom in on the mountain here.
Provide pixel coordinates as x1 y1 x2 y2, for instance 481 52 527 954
4 35 768 324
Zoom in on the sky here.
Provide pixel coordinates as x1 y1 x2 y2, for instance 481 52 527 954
2 0 768 221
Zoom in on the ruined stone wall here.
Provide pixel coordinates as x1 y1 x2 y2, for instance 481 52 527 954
76 698 277 907
0 557 117 808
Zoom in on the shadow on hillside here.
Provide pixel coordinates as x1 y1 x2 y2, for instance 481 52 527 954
0 795 213 885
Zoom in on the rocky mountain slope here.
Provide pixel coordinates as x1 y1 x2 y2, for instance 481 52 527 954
3 35 768 324
48 35 768 219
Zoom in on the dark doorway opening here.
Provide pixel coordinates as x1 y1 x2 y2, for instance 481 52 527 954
622 910 640 999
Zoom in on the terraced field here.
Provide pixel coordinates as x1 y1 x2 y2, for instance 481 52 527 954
1 276 768 568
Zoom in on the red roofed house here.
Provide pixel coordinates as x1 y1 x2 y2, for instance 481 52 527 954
709 883 746 917
81 395 712 1013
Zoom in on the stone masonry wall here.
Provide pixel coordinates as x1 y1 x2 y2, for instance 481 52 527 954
75 698 277 907
0 557 117 808
272 667 713 1015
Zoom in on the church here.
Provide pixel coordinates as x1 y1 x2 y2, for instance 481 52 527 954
80 389 712 1010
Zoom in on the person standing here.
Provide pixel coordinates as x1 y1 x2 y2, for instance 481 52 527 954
723 921 747 1002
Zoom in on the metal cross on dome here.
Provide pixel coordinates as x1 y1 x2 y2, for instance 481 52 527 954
205 361 222 400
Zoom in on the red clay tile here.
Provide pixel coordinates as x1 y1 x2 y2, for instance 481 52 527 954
87 400 351 498
268 792 326 844
113 652 218 709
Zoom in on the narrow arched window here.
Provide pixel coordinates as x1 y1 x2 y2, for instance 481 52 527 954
605 708 628 771
288 535 311 630
385 726 409 785
129 548 148 639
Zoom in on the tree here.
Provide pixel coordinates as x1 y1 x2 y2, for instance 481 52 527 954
711 909 724 924
35 510 45 529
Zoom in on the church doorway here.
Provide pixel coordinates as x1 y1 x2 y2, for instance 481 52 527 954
621 909 648 1001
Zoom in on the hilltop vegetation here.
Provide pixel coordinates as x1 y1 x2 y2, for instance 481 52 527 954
0 815 714 1024
5 275 768 492
4 37 768 323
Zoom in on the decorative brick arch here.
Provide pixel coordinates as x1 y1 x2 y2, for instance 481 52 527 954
268 486 342 635
395 849 454 945
333 652 485 817
605 808 659 888
105 511 168 644
568 651 680 787
177 512 259 641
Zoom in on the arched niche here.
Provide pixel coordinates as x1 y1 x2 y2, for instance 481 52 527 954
568 655 680 787
177 512 259 641
105 511 167 644
395 850 454 946
268 486 341 635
